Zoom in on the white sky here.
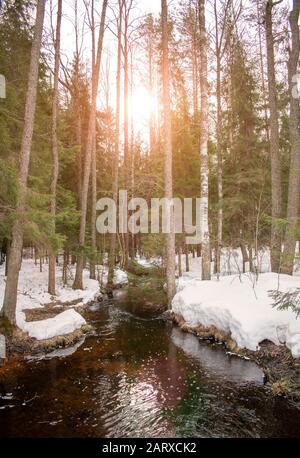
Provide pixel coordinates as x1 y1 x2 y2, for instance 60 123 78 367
45 0 294 143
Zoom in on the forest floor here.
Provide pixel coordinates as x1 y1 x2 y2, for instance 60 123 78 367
0 258 128 356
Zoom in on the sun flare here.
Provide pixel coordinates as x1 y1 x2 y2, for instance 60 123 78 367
130 86 158 126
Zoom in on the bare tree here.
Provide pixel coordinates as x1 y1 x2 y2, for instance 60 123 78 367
122 0 134 267
213 0 241 275
198 0 211 280
107 0 124 290
161 0 176 305
282 0 300 274
48 0 62 296
3 0 46 323
85 0 97 280
147 13 156 156
73 0 108 290
265 0 283 273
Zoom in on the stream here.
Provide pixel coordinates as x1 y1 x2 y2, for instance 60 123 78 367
1 277 300 438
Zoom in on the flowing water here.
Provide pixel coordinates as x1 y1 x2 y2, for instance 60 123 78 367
1 278 300 438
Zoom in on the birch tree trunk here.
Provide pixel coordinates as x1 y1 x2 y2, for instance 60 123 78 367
2 0 46 323
161 0 176 306
265 0 283 273
199 0 211 281
48 0 62 296
73 0 108 290
282 0 300 274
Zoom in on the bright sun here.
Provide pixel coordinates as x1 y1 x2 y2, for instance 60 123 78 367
130 87 158 127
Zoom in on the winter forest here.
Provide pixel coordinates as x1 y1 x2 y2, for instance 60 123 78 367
1 0 300 440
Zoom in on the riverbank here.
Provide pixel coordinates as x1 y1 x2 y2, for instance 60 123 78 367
0 258 128 358
172 272 300 399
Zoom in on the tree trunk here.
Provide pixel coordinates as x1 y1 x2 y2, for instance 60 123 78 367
265 0 283 273
90 134 97 279
123 3 130 268
240 243 249 274
282 0 300 275
256 0 270 143
178 246 182 277
5 241 10 277
2 0 46 324
90 0 97 281
161 0 176 306
107 0 123 291
62 249 69 286
215 52 223 275
147 14 156 156
73 0 108 290
48 0 62 296
199 0 211 281
185 245 190 272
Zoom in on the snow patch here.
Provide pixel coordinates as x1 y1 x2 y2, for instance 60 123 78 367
172 272 300 358
0 259 97 339
22 309 86 341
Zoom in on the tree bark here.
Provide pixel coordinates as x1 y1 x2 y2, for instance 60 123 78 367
185 245 190 272
215 37 222 276
90 134 97 279
107 0 123 290
161 0 176 306
178 246 182 277
282 0 300 275
123 1 132 268
73 0 108 290
148 14 156 156
90 0 97 281
265 0 283 273
2 0 46 323
48 0 62 296
199 0 211 281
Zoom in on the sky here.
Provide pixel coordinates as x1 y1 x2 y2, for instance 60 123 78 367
45 0 295 143
139 0 161 14
45 0 164 143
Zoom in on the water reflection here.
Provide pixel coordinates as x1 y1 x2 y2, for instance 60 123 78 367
0 282 300 438
171 328 264 385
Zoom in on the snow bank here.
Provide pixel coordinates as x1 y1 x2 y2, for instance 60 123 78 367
172 273 300 357
22 309 86 341
135 256 155 268
95 265 128 286
0 259 97 340
114 268 128 285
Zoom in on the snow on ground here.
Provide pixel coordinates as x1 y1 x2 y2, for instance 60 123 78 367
113 268 128 285
172 272 300 357
177 246 300 279
136 256 155 268
0 258 129 341
96 265 128 286
22 309 86 341
0 259 100 340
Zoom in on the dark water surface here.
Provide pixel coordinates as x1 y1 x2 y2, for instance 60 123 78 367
1 281 300 438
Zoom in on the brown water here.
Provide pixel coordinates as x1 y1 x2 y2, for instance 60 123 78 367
1 280 300 438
